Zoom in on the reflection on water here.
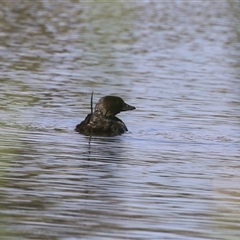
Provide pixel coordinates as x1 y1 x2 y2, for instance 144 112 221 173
0 1 240 240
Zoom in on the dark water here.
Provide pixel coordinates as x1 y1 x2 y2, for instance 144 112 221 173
1 1 240 239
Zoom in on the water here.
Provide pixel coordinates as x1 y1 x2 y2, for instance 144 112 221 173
0 1 240 239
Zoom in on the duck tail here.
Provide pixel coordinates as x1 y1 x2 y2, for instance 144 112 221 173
91 91 94 114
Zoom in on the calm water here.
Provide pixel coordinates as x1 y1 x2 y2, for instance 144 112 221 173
0 1 240 239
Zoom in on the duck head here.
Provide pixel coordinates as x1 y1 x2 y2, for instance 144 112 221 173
95 96 135 117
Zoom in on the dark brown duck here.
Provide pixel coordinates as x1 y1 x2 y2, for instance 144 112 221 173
75 95 135 136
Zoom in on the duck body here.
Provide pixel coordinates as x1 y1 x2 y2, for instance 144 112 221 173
75 96 135 136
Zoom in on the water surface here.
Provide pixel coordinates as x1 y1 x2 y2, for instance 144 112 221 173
0 1 240 240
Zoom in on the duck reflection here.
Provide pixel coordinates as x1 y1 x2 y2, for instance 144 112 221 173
83 134 125 162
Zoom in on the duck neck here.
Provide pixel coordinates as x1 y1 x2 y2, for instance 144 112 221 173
93 109 114 118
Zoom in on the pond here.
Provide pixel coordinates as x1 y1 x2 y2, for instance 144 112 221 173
0 1 240 239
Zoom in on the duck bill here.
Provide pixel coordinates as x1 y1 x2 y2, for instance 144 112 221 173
122 103 136 111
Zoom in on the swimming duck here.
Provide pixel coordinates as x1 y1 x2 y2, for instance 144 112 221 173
75 95 135 136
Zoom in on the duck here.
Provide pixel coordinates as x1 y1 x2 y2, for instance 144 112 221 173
75 94 135 136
